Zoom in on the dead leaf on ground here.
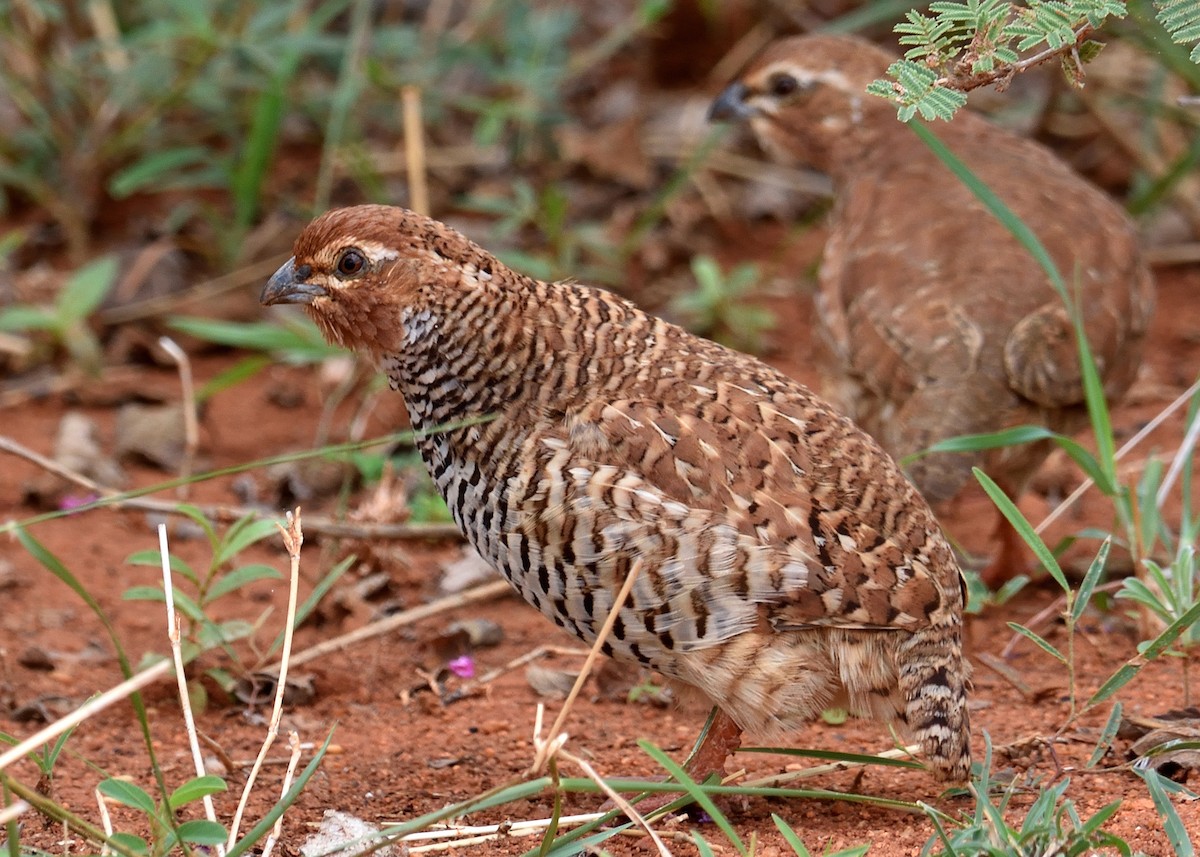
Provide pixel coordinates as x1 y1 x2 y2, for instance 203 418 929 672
233 671 317 708
114 401 193 471
1123 707 1200 783
525 664 578 699
21 411 125 509
439 548 497 593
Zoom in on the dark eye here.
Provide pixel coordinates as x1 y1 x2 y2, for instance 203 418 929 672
335 248 366 278
769 73 799 97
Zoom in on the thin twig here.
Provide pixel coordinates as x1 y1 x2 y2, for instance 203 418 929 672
459 644 590 694
95 788 113 857
0 662 172 771
157 337 199 499
1034 377 1200 535
402 86 430 216
739 745 922 789
0 432 462 540
158 523 224 854
273 578 512 672
937 25 1096 94
1000 581 1124 659
0 800 30 826
227 508 305 850
260 731 303 857
538 559 644 769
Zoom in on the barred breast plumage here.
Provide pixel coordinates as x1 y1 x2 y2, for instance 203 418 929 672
261 204 971 784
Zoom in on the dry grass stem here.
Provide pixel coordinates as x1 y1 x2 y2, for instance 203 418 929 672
536 559 644 768
1035 375 1200 535
96 254 289 326
1145 242 1200 266
397 812 604 844
740 745 921 789
0 800 30 826
402 86 430 216
460 644 590 693
1001 581 1125 659
0 433 462 540
524 705 669 857
157 337 200 497
277 578 512 671
86 0 129 72
260 731 303 857
976 651 1036 701
227 508 305 850
95 787 113 856
0 660 171 771
557 745 671 855
157 523 224 851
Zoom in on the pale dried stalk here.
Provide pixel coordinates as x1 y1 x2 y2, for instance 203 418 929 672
740 744 922 788
0 661 171 771
95 787 113 856
227 509 305 850
1035 376 1200 535
276 578 512 672
396 812 604 843
537 559 643 768
401 86 430 216
157 337 200 497
157 524 223 853
0 433 461 541
0 800 30 826
459 644 589 693
526 704 669 857
260 731 303 857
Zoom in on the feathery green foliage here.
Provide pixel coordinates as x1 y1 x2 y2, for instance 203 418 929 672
872 0 1200 119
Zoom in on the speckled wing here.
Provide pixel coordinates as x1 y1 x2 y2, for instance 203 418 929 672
507 385 956 663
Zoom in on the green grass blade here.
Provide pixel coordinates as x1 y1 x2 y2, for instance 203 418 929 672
974 468 1068 593
1089 599 1200 705
637 740 746 854
1087 702 1122 768
1006 622 1066 663
771 814 812 856
1135 767 1195 857
739 746 923 769
1071 537 1111 623
226 729 336 857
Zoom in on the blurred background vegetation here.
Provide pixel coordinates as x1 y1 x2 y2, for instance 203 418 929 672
1 0 1196 378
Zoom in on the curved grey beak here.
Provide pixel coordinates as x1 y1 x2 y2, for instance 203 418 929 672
708 82 755 122
261 257 328 306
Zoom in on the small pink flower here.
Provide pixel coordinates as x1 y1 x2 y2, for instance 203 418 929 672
447 655 475 679
59 493 99 512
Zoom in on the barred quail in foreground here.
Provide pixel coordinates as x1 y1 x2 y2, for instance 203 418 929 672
710 35 1155 587
261 204 971 786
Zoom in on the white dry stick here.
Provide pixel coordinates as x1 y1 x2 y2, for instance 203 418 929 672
538 559 644 766
157 336 200 497
157 524 224 854
396 813 605 844
227 508 305 851
1036 376 1200 535
740 744 923 788
95 787 114 857
0 661 171 771
0 800 30 826
278 578 512 672
260 731 303 857
402 85 430 217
